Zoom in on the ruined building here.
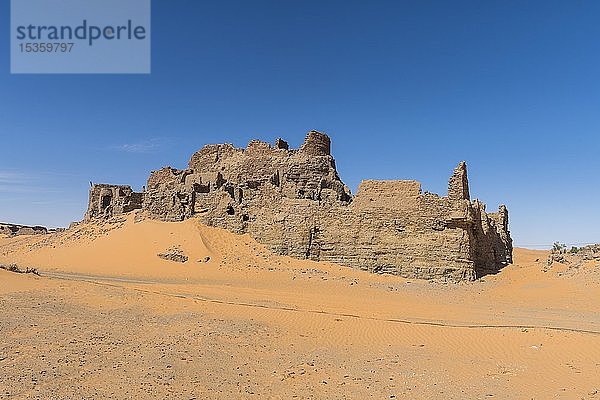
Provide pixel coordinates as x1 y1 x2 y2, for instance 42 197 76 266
85 131 512 281
84 184 143 221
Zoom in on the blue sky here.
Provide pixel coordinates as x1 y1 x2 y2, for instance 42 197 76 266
1 0 599 248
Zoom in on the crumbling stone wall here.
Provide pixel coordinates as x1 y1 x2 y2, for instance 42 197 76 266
448 161 470 201
84 130 512 281
471 202 513 276
84 184 143 222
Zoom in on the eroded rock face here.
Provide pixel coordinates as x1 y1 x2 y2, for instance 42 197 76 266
84 130 513 281
0 223 48 236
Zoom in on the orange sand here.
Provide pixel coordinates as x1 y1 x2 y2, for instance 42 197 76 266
1 215 598 399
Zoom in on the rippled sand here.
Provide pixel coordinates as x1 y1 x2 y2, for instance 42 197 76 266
1 216 599 399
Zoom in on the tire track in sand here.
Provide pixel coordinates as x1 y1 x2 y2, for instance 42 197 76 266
41 270 600 336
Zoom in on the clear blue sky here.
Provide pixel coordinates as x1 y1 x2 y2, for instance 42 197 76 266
1 1 599 248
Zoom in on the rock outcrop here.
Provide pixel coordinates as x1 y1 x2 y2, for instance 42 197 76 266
85 130 513 281
0 223 49 236
547 243 600 267
158 246 189 263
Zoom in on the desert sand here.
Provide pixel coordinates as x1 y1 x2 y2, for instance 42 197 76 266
1 214 599 399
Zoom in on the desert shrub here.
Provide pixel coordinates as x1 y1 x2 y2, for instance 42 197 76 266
552 242 567 254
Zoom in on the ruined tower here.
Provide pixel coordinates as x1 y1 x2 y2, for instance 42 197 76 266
84 184 143 222
448 161 470 201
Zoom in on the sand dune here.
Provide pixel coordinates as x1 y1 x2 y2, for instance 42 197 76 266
1 215 599 399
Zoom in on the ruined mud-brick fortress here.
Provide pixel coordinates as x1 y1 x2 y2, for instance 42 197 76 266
85 131 512 281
